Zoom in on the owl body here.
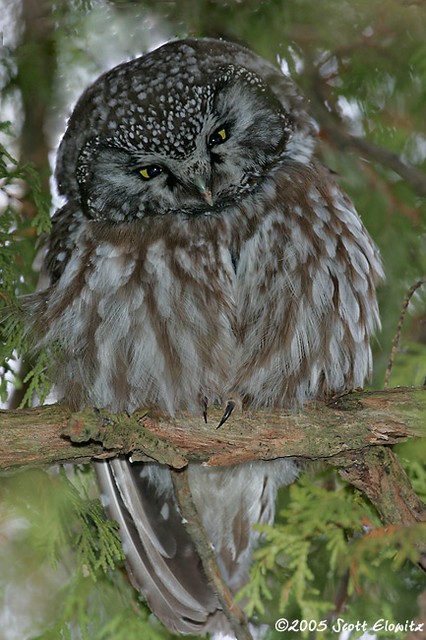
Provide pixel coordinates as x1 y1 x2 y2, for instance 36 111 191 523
34 163 377 414
24 38 383 636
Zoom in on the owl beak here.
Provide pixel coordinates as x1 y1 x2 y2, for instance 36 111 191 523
193 176 214 206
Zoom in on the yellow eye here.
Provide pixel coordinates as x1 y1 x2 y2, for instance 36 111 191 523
208 127 228 148
139 165 163 180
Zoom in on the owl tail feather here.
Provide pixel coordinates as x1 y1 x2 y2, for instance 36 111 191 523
94 458 297 637
94 458 228 635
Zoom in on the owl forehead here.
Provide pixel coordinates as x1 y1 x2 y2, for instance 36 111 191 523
103 82 215 158
93 47 228 158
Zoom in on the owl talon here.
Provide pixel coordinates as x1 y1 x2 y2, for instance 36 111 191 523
216 400 235 429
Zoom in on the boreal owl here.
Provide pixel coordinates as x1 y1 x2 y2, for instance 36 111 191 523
23 38 383 638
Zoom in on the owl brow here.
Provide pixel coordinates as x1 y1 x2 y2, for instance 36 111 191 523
129 157 163 170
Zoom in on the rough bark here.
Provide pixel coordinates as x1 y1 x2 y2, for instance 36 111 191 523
0 387 424 470
329 447 426 571
171 468 253 640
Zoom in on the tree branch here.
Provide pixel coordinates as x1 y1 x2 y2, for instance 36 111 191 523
171 468 253 640
384 276 426 388
307 62 426 198
1 387 425 576
329 447 426 571
323 125 426 198
0 387 425 471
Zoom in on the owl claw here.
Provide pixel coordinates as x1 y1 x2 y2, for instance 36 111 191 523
216 400 235 429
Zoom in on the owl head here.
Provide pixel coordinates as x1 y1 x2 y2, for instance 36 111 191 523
56 38 314 222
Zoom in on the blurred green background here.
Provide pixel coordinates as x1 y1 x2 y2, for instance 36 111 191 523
0 1 425 638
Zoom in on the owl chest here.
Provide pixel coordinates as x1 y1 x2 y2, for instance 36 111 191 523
59 235 241 411
83 237 239 337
